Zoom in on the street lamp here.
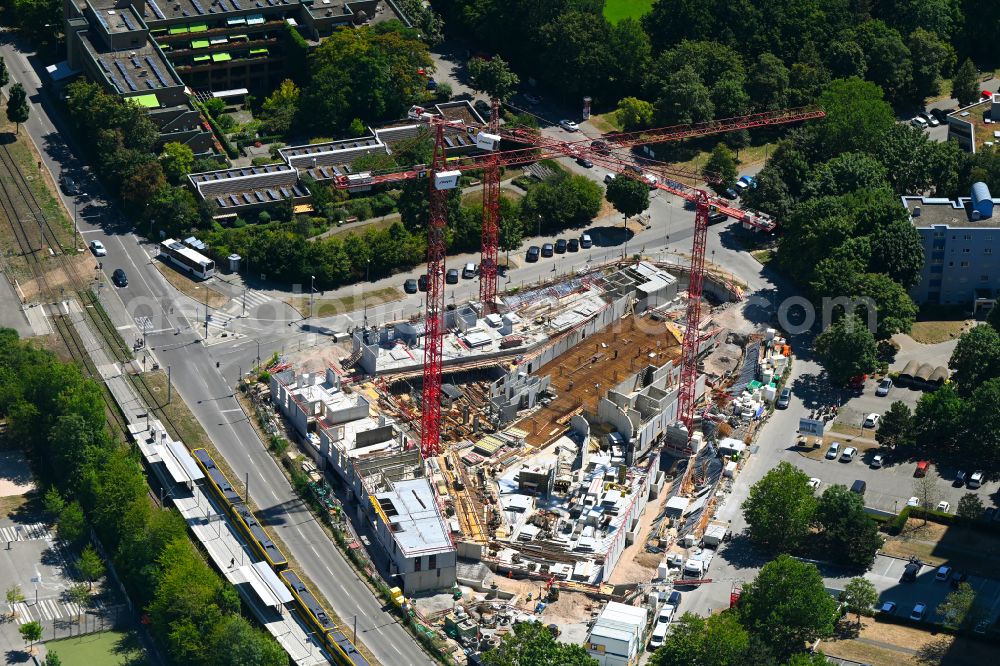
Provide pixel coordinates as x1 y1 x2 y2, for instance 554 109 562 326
309 275 315 322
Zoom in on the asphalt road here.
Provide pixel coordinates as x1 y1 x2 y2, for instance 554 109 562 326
0 37 437 666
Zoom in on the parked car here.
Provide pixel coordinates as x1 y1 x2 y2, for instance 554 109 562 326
876 377 893 396
667 590 681 606
403 278 418 294
841 446 858 462
590 139 610 154
906 496 920 507
89 240 107 257
926 115 940 127
604 173 615 184
937 500 951 512
825 442 841 459
541 243 554 257
914 460 930 477
871 454 884 469
950 571 969 589
60 174 80 195
559 119 579 132
935 566 952 582
910 603 927 620
112 268 128 287
776 387 791 409
880 601 897 615
474 99 491 119
526 246 540 262
901 559 921 582
446 268 459 284
579 233 593 248
954 470 967 486
807 477 821 490
982 90 993 100
931 108 953 122
707 211 728 225
850 479 866 495
567 238 579 252
576 157 593 168
418 274 428 291
555 239 567 254
863 413 880 428
462 262 477 279
968 471 984 489
911 116 929 128
721 188 738 200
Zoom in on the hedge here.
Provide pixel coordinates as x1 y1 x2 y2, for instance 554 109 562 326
196 101 239 159
881 505 1000 537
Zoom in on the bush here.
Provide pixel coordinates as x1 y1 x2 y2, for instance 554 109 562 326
372 192 397 216
257 210 271 224
203 97 225 118
345 198 374 221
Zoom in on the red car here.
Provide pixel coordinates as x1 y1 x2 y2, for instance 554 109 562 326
982 90 993 100
914 460 930 477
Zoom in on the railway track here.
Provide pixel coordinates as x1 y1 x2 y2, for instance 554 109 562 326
0 137 129 437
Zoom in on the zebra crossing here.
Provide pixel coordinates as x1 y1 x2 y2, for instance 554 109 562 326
0 522 51 543
12 598 85 624
207 290 274 333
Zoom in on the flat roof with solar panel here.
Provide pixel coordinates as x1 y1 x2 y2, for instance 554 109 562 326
83 34 182 93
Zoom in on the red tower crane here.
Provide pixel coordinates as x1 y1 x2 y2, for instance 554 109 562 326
333 105 825 454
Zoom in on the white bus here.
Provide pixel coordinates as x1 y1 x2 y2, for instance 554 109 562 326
159 238 215 280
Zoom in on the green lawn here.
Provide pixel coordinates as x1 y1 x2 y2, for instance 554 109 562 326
44 630 148 666
602 0 654 23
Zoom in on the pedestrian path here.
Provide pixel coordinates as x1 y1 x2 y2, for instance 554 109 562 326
12 598 86 625
0 522 50 543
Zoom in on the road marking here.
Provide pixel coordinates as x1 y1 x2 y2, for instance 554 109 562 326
116 324 133 331
219 408 242 414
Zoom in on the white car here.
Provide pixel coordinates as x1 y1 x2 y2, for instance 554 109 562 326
911 116 929 128
968 471 984 489
825 442 841 459
90 240 107 257
871 454 884 469
863 413 880 428
840 446 858 462
559 119 579 132
907 496 920 507
937 501 951 512
807 477 821 490
926 115 940 127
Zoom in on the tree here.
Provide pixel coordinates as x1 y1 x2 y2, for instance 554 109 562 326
605 175 650 223
912 475 940 519
952 58 979 107
868 218 925 288
467 56 520 102
19 620 42 651
606 18 652 93
77 544 104 589
57 501 87 545
738 555 839 658
840 577 878 626
121 161 167 213
851 272 917 339
937 582 976 630
876 401 915 449
913 384 962 453
815 485 884 568
5 585 24 620
948 325 1000 396
42 652 62 666
786 653 831 666
654 65 714 126
0 57 8 89
301 26 432 131
814 78 895 159
741 462 817 553
749 53 790 110
908 28 956 100
67 583 90 622
158 142 195 185
806 153 889 197
615 97 654 132
852 20 912 103
815 315 879 386
956 493 984 522
259 79 300 136
207 614 288 666
704 143 738 190
396 0 444 45
481 619 599 666
6 82 29 134
961 378 1000 472
651 612 750 666
43 486 65 517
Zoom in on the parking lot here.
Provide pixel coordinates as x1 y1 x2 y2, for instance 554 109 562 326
862 555 1000 626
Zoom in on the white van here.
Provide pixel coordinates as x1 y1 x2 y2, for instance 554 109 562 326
648 620 669 649
462 262 477 279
